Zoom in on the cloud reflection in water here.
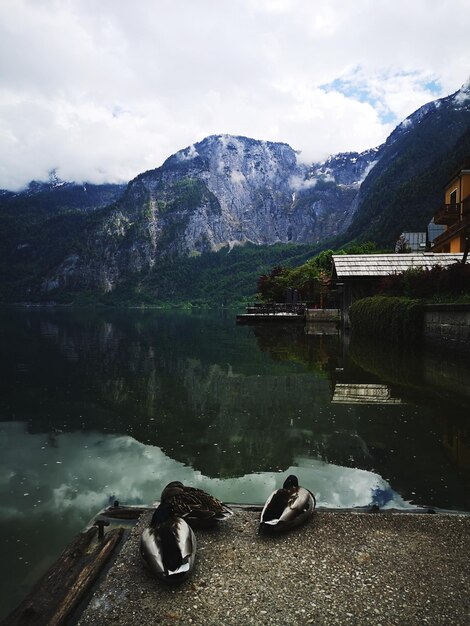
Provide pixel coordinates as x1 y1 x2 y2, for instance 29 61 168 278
0 422 411 523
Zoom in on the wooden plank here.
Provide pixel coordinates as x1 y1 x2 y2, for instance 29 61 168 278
3 527 124 626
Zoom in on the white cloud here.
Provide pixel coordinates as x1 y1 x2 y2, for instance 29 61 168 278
289 174 317 191
0 0 469 189
177 144 200 162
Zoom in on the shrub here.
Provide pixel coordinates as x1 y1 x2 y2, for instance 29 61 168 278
378 263 470 301
349 296 424 344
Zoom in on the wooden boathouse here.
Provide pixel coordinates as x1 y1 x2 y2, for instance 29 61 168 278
331 253 467 326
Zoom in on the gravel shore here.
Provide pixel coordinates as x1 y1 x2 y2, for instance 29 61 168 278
77 509 470 625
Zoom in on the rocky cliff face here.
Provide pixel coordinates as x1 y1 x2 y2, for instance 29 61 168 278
122 134 378 254
44 135 377 292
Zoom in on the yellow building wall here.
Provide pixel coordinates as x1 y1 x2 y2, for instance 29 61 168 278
445 172 470 204
434 169 470 253
445 183 458 203
450 237 462 253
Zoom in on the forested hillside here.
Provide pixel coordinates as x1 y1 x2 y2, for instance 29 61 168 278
342 85 470 246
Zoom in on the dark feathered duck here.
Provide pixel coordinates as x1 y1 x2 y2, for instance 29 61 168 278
259 474 316 533
160 481 233 528
140 501 196 583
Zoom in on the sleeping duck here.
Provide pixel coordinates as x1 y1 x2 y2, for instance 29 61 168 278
160 481 233 528
140 501 196 583
259 474 316 533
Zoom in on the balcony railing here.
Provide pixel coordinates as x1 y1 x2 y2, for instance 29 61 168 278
434 202 461 225
434 197 470 224
432 204 470 250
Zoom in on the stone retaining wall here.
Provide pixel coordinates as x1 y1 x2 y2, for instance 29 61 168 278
306 308 340 322
423 304 470 351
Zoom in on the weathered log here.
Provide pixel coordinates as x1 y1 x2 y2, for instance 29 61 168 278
48 528 124 626
3 526 124 626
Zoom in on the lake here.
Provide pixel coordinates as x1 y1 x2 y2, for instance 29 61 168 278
1 307 469 619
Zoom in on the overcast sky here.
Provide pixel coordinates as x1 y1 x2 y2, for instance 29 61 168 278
1 0 469 190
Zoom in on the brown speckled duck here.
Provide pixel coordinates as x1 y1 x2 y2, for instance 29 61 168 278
160 481 233 528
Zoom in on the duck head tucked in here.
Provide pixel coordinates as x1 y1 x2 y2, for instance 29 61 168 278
259 474 316 533
160 481 233 528
140 501 196 583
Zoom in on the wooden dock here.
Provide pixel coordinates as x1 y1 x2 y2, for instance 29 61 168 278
236 312 305 323
236 303 306 324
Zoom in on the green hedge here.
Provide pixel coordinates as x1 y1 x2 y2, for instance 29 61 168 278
349 296 424 344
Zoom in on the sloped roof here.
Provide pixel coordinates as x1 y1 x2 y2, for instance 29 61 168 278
332 253 466 278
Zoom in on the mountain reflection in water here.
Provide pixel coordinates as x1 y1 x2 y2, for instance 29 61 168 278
0 307 469 619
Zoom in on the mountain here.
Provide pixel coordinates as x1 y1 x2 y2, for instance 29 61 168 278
123 134 378 253
37 136 376 295
343 79 470 245
1 79 469 304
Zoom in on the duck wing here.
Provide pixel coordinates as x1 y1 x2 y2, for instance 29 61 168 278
160 518 195 574
140 518 196 580
260 486 315 531
260 488 291 524
167 486 233 524
280 487 315 523
140 526 165 577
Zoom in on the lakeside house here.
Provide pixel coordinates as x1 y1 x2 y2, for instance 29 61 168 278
331 253 467 326
431 157 470 254
395 231 427 252
333 158 470 326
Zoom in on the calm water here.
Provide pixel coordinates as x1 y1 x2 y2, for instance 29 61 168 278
1 307 469 618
